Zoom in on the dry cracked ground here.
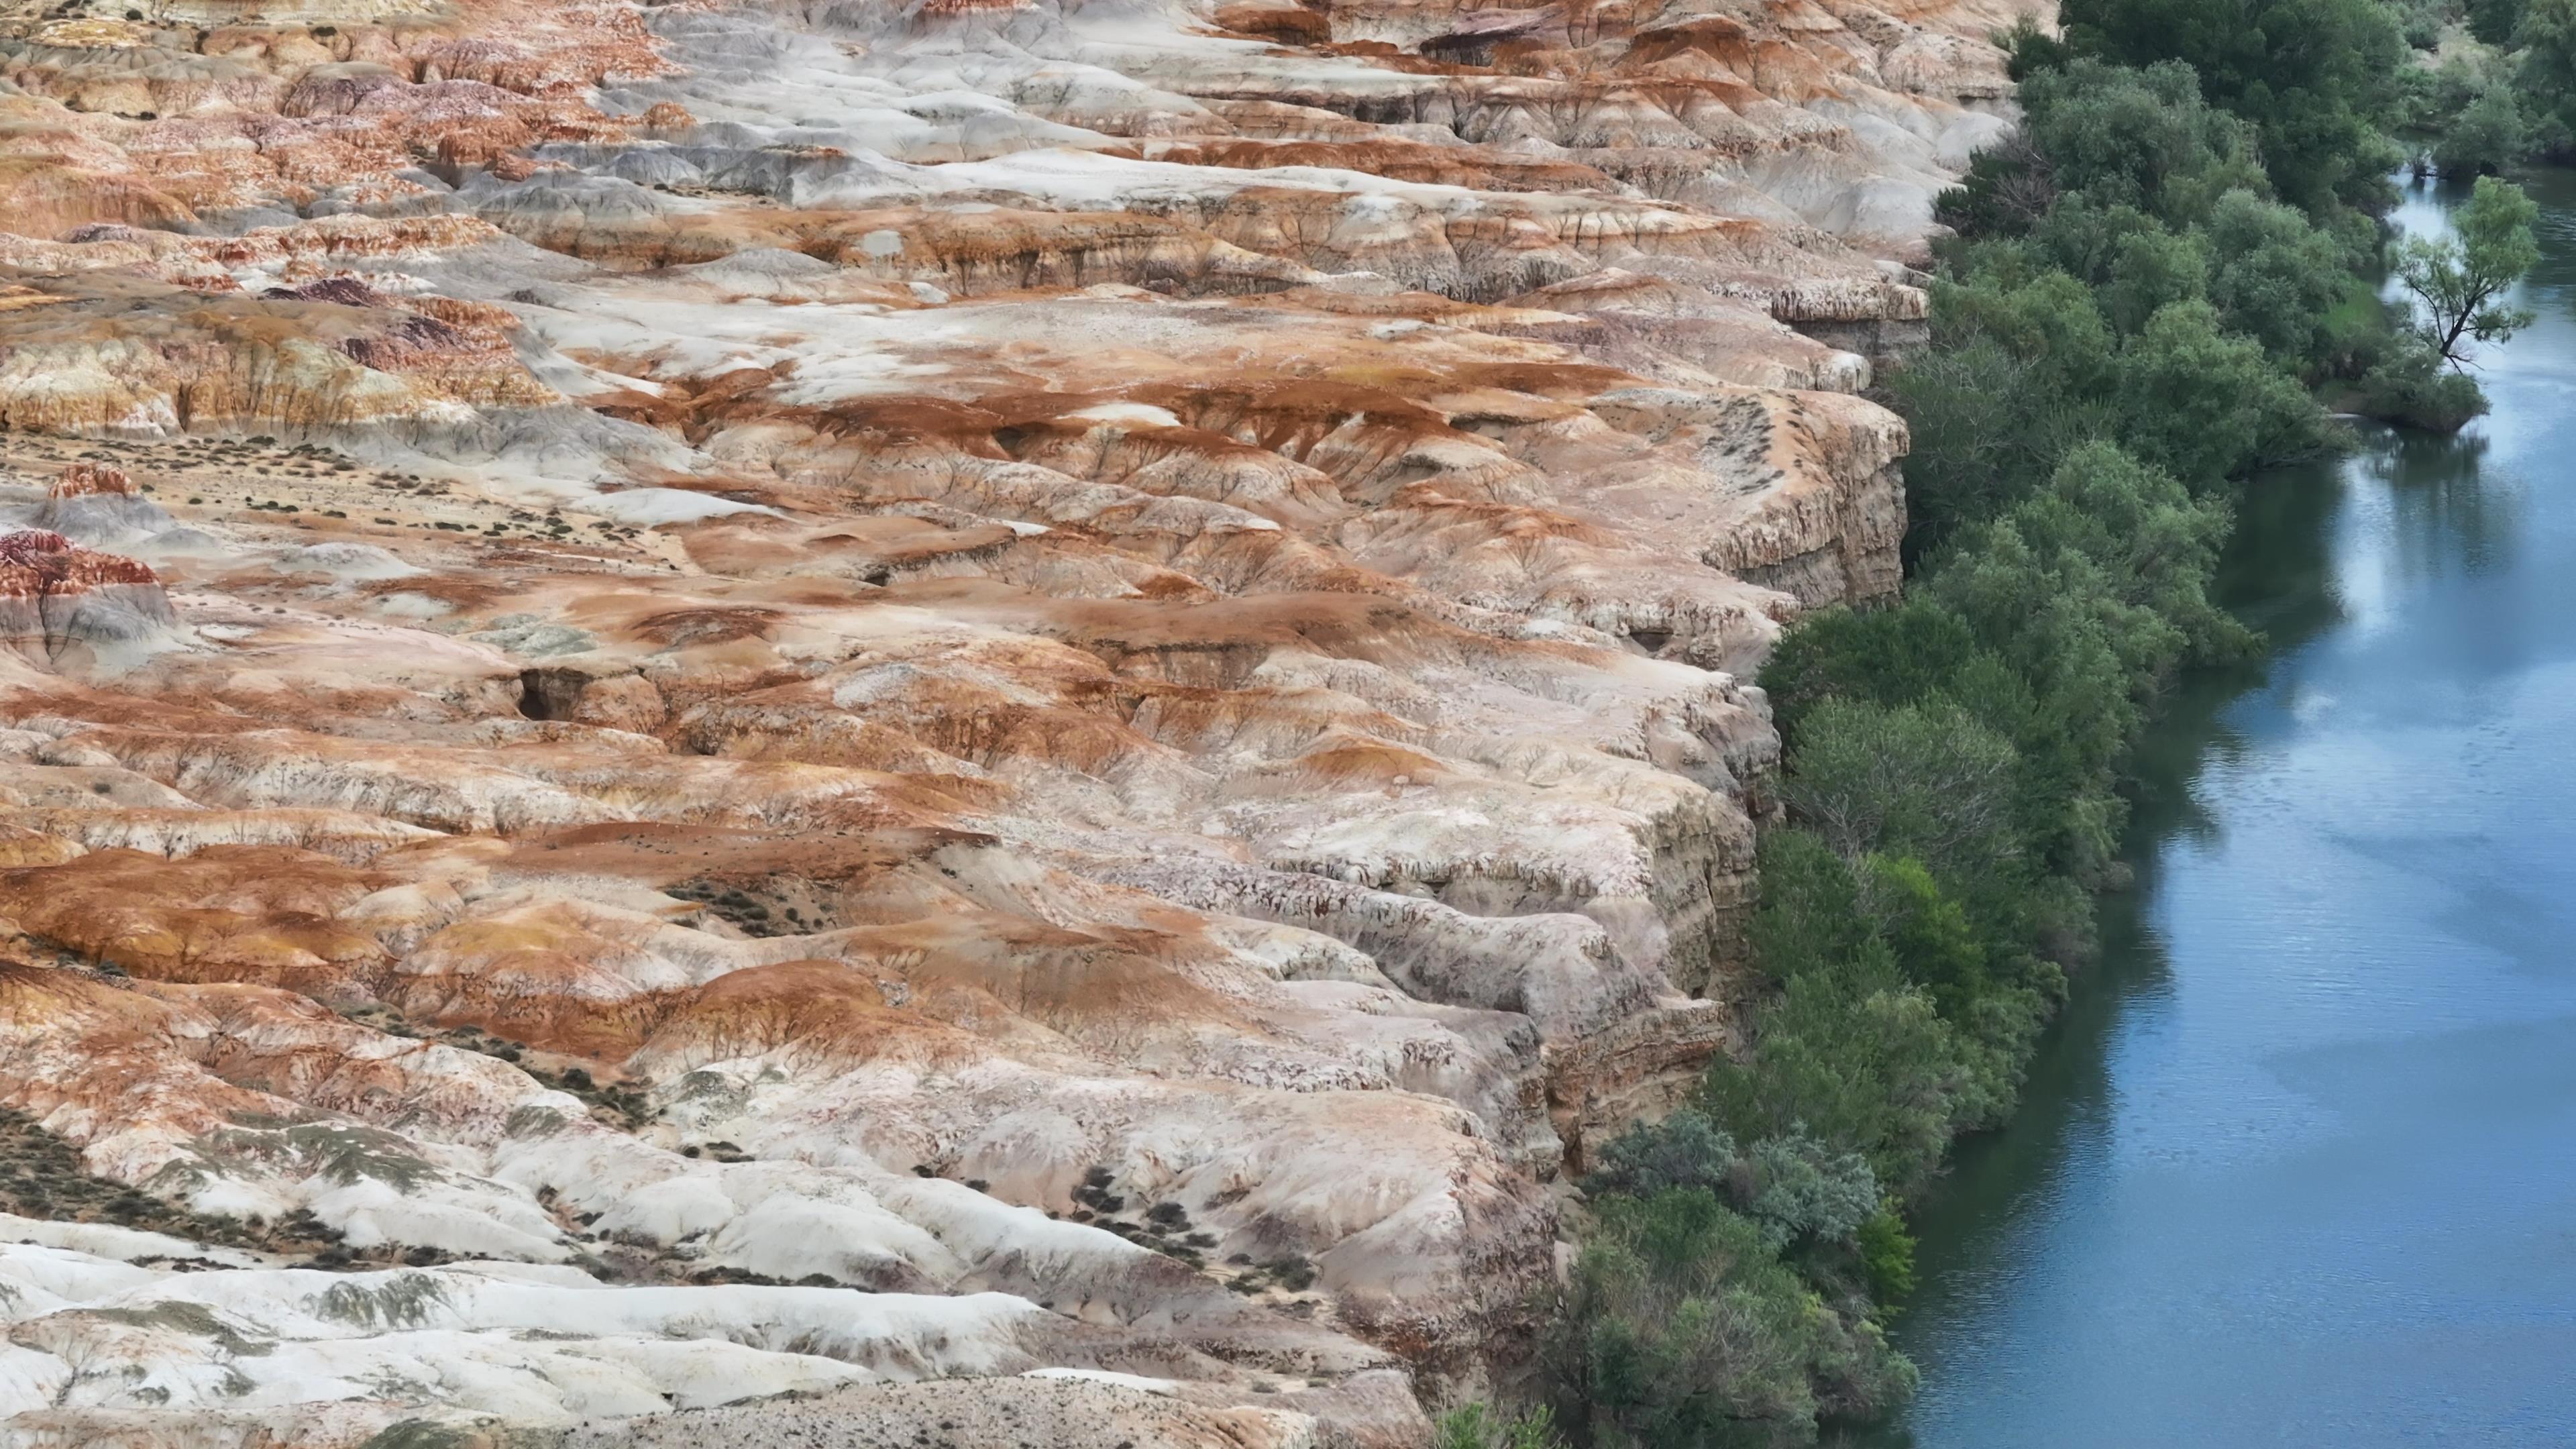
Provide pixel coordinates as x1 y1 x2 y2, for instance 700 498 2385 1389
0 0 2035 1444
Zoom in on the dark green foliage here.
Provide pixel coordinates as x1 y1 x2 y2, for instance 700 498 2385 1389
1939 60 2271 237
1586 1112 1881 1254
2428 0 2576 169
1561 1113 1905 1433
2204 191 2353 362
2000 15 2076 79
2472 0 2526 42
1705 928 2008 1197
1933 132 2061 239
2432 80 2536 175
2400 0 2444 48
1864 857 1990 1018
1775 441 2245 885
2353 332 2491 429
2517 0 2576 134
1775 700 2021 879
1587 1108 1741 1199
1755 603 1988 741
1950 441 2251 682
1856 1204 1918 1303
1743 827 1877 985
1878 337 2108 551
2113 301 2330 486
1739 1134 1882 1250
2095 221 2214 335
1538 1189 1917 1448
1705 830 2045 1198
2058 0 2408 211
2015 60 2273 223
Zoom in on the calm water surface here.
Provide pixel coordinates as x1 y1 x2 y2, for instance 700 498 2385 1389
1872 174 2576 1446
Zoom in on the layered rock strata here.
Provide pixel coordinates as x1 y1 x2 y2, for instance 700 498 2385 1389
0 0 2035 1443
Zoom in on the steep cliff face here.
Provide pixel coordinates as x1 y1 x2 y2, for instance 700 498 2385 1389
0 0 2035 1443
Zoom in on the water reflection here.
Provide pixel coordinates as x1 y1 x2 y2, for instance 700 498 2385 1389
2353 425 2514 581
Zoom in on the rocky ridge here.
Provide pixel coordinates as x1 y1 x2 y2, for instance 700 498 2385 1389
0 0 2034 1443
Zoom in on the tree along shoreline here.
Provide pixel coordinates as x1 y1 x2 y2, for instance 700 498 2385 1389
1443 7 2541 1448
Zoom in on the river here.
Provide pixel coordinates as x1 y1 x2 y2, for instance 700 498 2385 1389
1868 173 2576 1446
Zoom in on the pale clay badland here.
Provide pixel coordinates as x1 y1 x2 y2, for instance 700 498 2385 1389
0 0 2037 1442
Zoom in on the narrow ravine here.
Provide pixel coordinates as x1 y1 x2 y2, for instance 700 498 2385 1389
1874 172 2576 1446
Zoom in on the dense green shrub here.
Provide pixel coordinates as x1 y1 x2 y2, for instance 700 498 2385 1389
2114 301 2330 484
2432 80 2536 174
2516 0 2576 136
2471 0 2526 44
1774 700 2020 878
1855 1204 1918 1303
1587 1108 1742 1199
2352 333 2492 428
1538 1188 1917 1447
2057 0 2408 210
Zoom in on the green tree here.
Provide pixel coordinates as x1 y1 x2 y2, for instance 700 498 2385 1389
2003 441 2251 669
1585 1110 1886 1254
2203 189 2351 366
1587 1108 1739 1198
1863 855 1990 1015
1879 338 2111 552
1930 262 2119 386
2354 331 2489 431
1935 131 2061 238
2059 0 2407 211
1741 1132 1882 1250
2015 60 2269 225
1755 602 1986 737
2111 301 2326 486
2396 175 2541 368
1743 828 1877 984
2471 0 2526 45
1540 1188 1917 1444
1856 1203 1918 1302
1776 700 2023 877
2431 82 2534 176
2099 223 2214 334
1706 959 1982 1195
2516 0 2576 133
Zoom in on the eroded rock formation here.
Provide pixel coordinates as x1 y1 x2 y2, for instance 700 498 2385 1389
0 0 2036 1442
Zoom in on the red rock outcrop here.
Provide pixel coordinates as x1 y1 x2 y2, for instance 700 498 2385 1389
0 527 174 663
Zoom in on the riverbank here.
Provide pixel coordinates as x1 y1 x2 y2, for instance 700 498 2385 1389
1877 170 2576 1448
